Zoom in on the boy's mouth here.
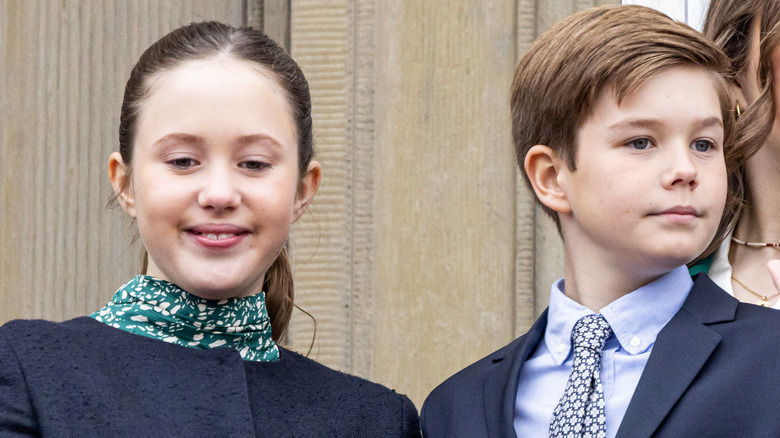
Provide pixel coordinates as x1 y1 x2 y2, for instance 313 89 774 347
654 206 698 216
649 206 699 224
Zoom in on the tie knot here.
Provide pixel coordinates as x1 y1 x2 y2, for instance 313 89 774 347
571 314 612 352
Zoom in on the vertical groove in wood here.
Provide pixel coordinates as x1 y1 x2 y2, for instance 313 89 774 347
372 0 517 407
245 0 263 29
0 0 22 318
0 1 245 324
514 0 539 337
288 0 353 371
349 0 375 379
262 0 291 51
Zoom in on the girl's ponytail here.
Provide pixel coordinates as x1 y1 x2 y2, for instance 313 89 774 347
264 246 294 342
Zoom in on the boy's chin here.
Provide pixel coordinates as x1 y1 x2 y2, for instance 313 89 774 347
633 251 701 278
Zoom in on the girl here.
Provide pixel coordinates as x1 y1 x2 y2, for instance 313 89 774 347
0 21 420 436
691 1 780 308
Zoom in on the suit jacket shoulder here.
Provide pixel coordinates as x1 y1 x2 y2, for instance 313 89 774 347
421 312 547 438
617 274 780 437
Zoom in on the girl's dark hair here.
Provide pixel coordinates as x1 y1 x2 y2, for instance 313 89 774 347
118 21 313 341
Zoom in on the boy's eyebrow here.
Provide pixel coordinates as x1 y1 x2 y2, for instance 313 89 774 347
608 116 723 132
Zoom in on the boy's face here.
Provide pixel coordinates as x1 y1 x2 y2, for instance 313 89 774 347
557 65 727 278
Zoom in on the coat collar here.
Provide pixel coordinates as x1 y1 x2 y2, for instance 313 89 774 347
616 273 737 437
483 309 548 438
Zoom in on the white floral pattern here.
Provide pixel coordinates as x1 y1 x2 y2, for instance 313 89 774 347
91 275 279 362
549 314 612 438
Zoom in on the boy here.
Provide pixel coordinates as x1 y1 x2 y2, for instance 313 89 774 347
422 5 780 438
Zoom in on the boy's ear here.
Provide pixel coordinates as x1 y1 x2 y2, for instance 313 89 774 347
108 152 136 218
293 160 321 222
524 145 572 214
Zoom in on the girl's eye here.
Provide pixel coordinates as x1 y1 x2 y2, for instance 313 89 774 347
241 160 270 171
692 139 713 152
168 157 196 168
629 138 650 150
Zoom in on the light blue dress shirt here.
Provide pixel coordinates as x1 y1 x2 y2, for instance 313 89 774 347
513 266 693 438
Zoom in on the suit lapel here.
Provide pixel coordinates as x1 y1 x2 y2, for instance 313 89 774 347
616 274 737 438
484 310 547 438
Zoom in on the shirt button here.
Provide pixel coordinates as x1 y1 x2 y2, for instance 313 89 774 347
556 344 566 354
630 337 641 347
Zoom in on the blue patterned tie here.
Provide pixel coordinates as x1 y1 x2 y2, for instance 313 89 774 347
549 314 612 438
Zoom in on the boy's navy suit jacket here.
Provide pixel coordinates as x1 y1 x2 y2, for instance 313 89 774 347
422 274 780 437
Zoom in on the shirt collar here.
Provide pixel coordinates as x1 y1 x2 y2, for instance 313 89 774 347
544 265 692 365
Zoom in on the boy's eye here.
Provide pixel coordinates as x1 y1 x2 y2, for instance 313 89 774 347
241 160 270 171
692 140 713 152
629 138 650 150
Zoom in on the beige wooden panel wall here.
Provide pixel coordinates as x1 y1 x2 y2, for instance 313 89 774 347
1 0 619 410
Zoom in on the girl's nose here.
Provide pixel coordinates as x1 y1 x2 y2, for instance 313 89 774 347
197 166 241 211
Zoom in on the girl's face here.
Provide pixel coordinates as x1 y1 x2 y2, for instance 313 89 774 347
109 57 320 300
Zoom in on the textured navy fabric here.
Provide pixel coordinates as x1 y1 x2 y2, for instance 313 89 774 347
0 317 421 437
422 274 780 438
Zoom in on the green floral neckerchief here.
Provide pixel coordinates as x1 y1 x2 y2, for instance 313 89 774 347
91 275 279 362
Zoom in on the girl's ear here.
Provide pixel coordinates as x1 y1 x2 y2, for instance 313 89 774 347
293 160 321 222
729 78 747 113
524 145 572 214
108 152 137 218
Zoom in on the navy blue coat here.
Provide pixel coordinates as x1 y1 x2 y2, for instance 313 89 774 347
0 317 421 437
422 274 780 437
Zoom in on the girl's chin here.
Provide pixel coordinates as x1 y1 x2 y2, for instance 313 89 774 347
181 278 262 301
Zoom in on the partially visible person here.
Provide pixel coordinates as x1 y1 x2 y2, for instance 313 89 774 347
422 5 780 437
0 21 420 437
689 1 780 308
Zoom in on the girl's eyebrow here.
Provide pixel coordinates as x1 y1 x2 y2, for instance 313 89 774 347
151 133 286 149
234 134 285 150
152 133 205 149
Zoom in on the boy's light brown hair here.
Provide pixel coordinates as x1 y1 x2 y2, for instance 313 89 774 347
512 5 736 245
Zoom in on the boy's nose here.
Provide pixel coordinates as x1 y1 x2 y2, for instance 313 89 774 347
663 149 698 190
197 166 241 211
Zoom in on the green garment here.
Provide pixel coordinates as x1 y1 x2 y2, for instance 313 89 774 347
91 275 278 362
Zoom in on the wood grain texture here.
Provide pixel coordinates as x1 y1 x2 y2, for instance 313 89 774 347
349 0 377 380
515 0 538 338
288 0 353 371
0 0 243 324
372 0 518 406
262 0 290 51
